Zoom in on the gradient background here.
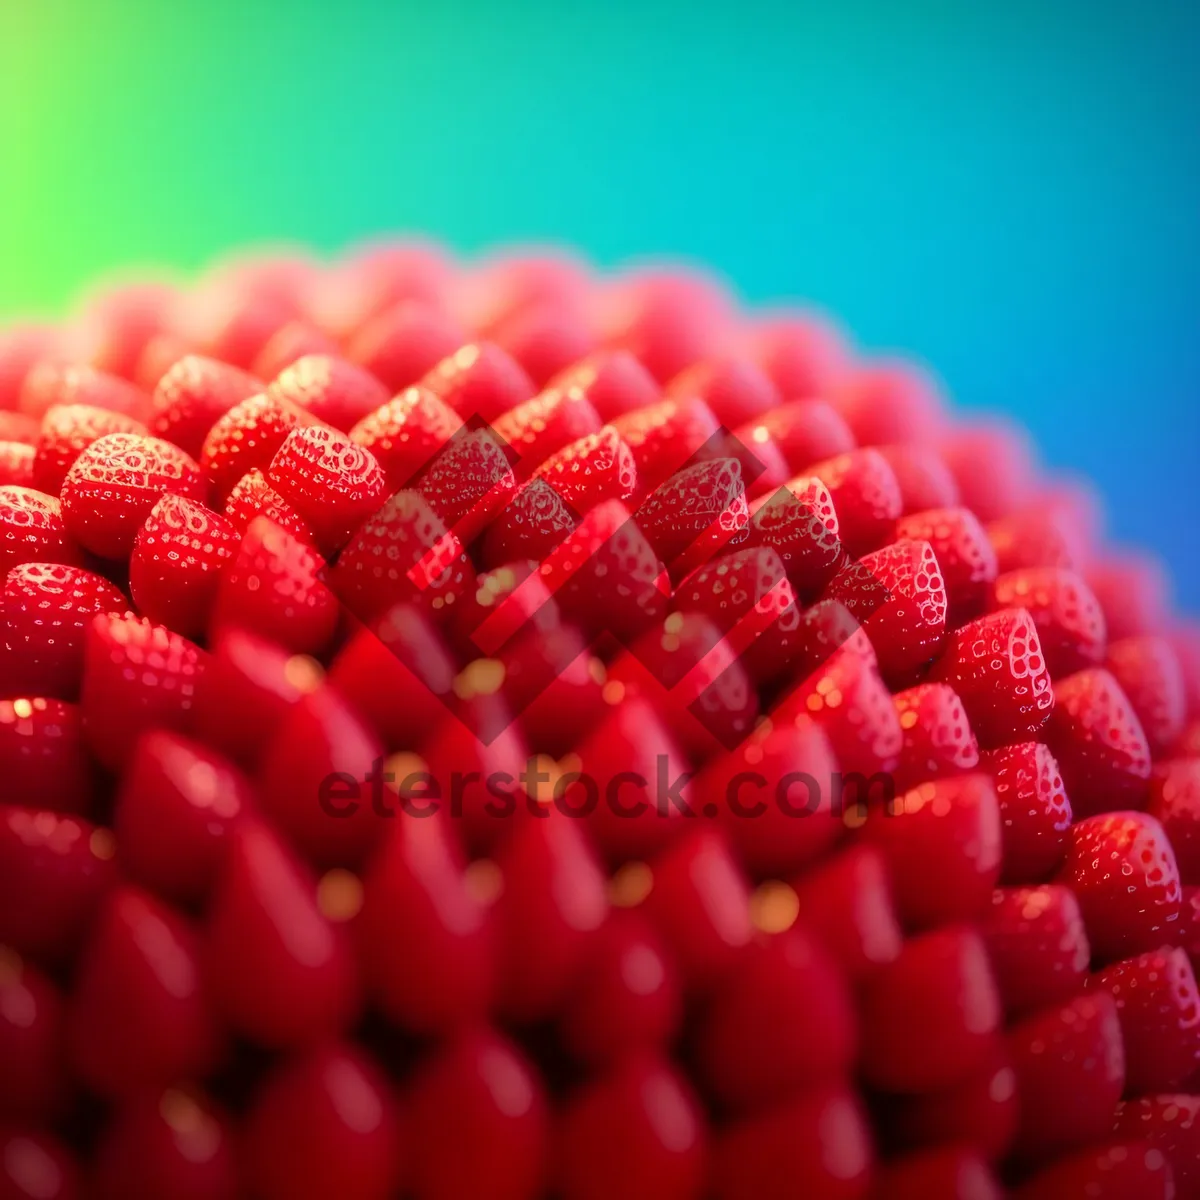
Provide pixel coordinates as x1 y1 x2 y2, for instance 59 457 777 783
1 0 1197 608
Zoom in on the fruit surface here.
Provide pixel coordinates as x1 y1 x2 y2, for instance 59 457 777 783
0 242 1197 1198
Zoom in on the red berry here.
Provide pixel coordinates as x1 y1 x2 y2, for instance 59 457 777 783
222 466 314 542
0 697 93 816
129 494 239 637
895 506 997 621
807 448 903 559
738 398 855 475
1112 1094 1200 1199
113 730 250 908
979 741 1073 882
1089 946 1200 1093
493 381 603 476
148 354 262 457
243 1043 402 1200
414 427 517 545
0 324 61 410
745 474 844 599
0 948 67 1122
876 442 961 513
531 425 637 512
891 682 979 794
610 395 722 492
871 1148 1002 1200
931 607 1054 747
204 818 359 1048
251 318 340 379
267 354 390 431
1060 811 1183 963
0 442 34 487
990 566 1107 677
1106 635 1188 757
0 487 82 576
739 312 849 401
419 341 535 424
482 477 578 566
60 433 207 560
490 302 595 387
349 384 464 490
347 300 467 392
80 614 206 771
556 1057 708 1200
938 418 1036 521
2 564 126 700
20 362 146 422
1148 758 1200 883
200 389 317 500
542 349 660 423
31 404 148 497
0 807 116 962
0 1130 82 1200
322 238 453 336
1047 668 1153 817
0 412 39 444
1013 1142 1174 1200
860 925 1001 1094
982 884 1090 1017
1087 551 1171 640
831 359 945 446
666 354 779 427
988 503 1090 573
65 885 219 1097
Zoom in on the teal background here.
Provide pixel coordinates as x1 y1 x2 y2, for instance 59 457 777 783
1 0 1197 606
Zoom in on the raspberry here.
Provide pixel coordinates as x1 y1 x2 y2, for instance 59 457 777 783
6 244 1200 1199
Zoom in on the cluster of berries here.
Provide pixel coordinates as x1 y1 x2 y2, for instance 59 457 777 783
0 242 1198 1199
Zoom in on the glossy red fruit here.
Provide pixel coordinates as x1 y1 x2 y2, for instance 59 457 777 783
610 396 722 492
243 1043 402 1200
862 774 1001 931
556 1057 708 1200
19 362 146 422
982 884 1090 1017
895 506 997 621
1011 988 1122 1163
540 350 659 423
1 564 126 699
113 730 250 907
406 1027 548 1200
931 608 1054 748
212 517 339 654
205 818 359 1047
252 318 340 379
462 251 588 333
639 830 753 992
979 741 1073 883
990 566 1107 677
0 949 67 1122
938 418 1036 521
892 682 979 791
0 807 116 962
0 1129 82 1200
559 910 681 1068
347 300 467 393
0 412 39 444
1061 812 1183 962
81 614 206 771
807 448 903 559
860 926 1002 1094
493 810 609 1022
222 465 314 542
538 499 670 642
696 717 841 877
70 281 178 380
1089 947 1200 1093
414 427 517 544
1047 668 1153 817
637 458 750 578
65 886 219 1097
738 398 854 476
358 811 493 1034
420 341 535 423
711 1084 874 1200
875 443 961 514
349 386 464 491
200 389 317 500
490 301 596 387
491 383 602 478
1106 635 1188 757
60 433 207 560
871 1148 1002 1200
129 494 239 637
321 238 453 336
0 324 61 410
1112 1094 1200 1199
191 627 322 768
482 477 578 566
835 359 945 441
988 503 1091 574
0 487 82 575
666 354 778 427
267 354 390 432
790 845 903 982
90 1087 237 1200
148 354 262 456
531 425 637 512
696 927 856 1114
1148 758 1200 883
1087 551 1171 641
1013 1141 1175 1200
0 698 93 815
745 475 843 599
134 332 196 392
0 442 34 487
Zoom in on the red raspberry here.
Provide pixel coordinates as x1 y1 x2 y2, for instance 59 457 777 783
129 494 239 637
148 354 262 457
2 563 126 699
610 395 722 492
0 487 82 575
19 362 147 422
990 565 1107 676
861 774 1002 931
1106 634 1188 757
982 884 1091 1017
745 475 843 599
0 440 35 486
266 354 390 431
1007 992 1126 1166
1112 1095 1200 1198
532 425 638 511
80 614 207 771
931 607 1054 747
891 682 980 791
1013 1142 1175 1200
894 506 998 621
349 384 464 489
1047 668 1153 816
30 403 148 495
0 948 68 1123
347 300 467 392
1060 811 1183 962
222 466 315 542
1148 758 1200 883
60 433 207 560
979 741 1073 882
876 442 961 513
200 389 318 499
1089 946 1200 1093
